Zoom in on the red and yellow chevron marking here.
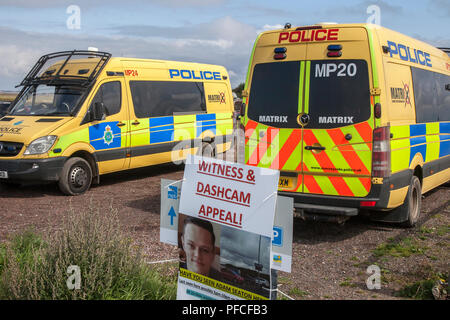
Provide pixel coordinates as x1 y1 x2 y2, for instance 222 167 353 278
244 119 373 197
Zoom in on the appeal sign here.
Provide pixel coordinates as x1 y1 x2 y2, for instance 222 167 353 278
179 155 279 238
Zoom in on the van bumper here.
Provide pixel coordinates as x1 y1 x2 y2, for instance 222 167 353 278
278 170 412 218
0 157 67 182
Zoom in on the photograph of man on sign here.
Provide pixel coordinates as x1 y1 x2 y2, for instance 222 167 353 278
179 215 222 280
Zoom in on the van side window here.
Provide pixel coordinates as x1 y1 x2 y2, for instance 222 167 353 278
412 68 450 122
129 81 206 118
90 81 121 116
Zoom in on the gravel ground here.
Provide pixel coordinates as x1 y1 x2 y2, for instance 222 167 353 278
0 158 448 300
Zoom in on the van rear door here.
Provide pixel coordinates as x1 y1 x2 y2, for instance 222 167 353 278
245 26 374 198
301 27 373 197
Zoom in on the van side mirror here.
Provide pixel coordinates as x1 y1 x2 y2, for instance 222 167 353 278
446 84 450 91
239 103 246 118
91 102 106 121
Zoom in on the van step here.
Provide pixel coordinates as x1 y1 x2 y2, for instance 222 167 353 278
294 203 358 216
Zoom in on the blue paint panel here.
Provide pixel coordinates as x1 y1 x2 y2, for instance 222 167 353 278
410 136 426 146
196 114 216 137
149 116 174 144
196 114 216 121
200 120 216 126
439 140 450 158
439 124 450 157
440 122 450 134
410 145 427 164
150 124 174 132
89 122 121 150
150 130 174 144
410 124 426 137
150 116 174 127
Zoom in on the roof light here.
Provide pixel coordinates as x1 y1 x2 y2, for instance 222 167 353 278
327 51 342 57
274 53 287 60
274 47 287 54
327 44 342 51
274 47 287 60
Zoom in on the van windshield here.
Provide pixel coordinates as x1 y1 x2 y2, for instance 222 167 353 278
9 84 87 116
247 60 371 128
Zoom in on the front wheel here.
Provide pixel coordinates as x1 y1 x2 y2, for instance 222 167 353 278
199 142 216 159
58 157 92 196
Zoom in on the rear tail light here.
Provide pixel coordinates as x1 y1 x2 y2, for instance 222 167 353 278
372 126 391 178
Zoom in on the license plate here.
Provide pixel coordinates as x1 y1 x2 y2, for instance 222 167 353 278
0 171 8 179
278 177 293 189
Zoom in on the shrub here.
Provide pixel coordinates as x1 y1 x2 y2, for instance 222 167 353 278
0 204 176 300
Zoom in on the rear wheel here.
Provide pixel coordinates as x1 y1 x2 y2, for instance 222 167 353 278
58 157 92 196
398 175 422 227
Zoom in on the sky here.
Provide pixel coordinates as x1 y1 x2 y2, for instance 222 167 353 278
0 0 448 91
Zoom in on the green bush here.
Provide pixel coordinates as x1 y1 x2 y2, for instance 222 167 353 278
0 205 176 300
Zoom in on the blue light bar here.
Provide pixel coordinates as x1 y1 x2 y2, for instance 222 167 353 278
274 47 287 54
327 44 342 51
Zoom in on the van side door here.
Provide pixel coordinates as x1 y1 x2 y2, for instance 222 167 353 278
86 79 130 174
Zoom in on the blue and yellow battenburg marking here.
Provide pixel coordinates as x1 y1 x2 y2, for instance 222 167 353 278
89 122 122 150
196 114 216 136
391 122 450 172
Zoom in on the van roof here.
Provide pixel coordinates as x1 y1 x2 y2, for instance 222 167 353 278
107 57 229 72
257 23 450 61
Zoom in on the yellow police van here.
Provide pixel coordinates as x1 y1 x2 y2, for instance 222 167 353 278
0 50 234 195
240 23 450 226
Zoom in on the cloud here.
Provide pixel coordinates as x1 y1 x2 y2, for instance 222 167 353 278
0 0 227 9
427 0 450 17
0 16 257 90
115 16 256 43
256 24 284 34
317 0 403 23
0 45 40 78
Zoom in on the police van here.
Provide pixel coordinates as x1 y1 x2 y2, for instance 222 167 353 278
0 50 234 195
0 93 17 118
240 23 450 226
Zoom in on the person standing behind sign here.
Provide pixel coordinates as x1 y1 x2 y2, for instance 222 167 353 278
180 216 222 280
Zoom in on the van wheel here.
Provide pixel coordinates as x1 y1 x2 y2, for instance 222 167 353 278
200 142 216 158
58 157 92 196
399 175 422 228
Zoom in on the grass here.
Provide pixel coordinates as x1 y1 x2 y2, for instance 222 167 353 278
288 288 309 298
339 277 357 288
373 237 428 258
395 274 447 300
0 205 177 300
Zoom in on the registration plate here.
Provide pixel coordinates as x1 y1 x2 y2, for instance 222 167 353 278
278 177 293 189
0 171 8 179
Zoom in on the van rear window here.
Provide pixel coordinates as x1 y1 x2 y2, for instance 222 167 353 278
247 60 371 129
307 60 371 129
247 61 300 128
129 81 206 118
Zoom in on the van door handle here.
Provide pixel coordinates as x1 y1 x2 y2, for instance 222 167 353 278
305 145 326 151
117 122 126 127
132 120 140 125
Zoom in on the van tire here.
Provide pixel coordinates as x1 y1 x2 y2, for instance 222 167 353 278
397 175 422 228
58 157 92 196
200 142 216 159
